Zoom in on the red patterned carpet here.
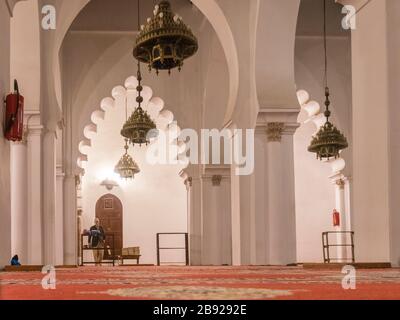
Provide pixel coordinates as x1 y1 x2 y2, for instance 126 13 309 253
1 266 400 300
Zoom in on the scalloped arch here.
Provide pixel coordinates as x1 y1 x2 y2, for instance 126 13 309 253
77 76 189 170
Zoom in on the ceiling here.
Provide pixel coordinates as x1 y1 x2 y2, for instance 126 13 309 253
297 0 351 37
70 0 195 32
70 0 349 37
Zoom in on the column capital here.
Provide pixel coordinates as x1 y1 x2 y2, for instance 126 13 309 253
179 169 192 189
25 111 43 137
184 177 193 190
267 123 284 142
336 179 346 190
212 175 222 187
202 165 230 187
329 171 349 188
256 108 300 140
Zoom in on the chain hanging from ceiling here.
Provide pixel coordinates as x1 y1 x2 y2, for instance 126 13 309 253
308 0 348 160
121 0 158 147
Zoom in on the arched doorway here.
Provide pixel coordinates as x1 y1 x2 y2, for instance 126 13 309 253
95 194 123 255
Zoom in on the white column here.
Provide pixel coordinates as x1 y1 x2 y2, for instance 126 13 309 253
63 175 77 265
180 167 202 266
55 165 64 265
26 116 43 264
10 137 27 264
264 110 299 265
229 126 243 266
330 158 352 262
348 0 391 263
248 125 269 265
267 128 298 264
201 166 231 265
332 176 346 261
42 130 57 265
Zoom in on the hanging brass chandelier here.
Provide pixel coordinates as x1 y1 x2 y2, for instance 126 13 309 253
120 68 157 146
308 0 348 160
121 0 157 146
114 140 140 179
133 0 198 75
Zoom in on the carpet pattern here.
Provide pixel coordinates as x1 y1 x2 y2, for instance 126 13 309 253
1 266 400 300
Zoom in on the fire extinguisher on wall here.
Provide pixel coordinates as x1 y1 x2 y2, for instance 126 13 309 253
4 80 24 142
333 209 340 227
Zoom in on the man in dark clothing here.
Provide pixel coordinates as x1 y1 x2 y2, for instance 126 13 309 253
89 218 105 266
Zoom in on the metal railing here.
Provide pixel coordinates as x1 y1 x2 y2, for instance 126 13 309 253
156 233 189 266
322 231 355 263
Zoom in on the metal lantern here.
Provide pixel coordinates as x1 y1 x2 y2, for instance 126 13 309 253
114 141 140 179
133 0 198 75
120 69 157 146
308 89 348 160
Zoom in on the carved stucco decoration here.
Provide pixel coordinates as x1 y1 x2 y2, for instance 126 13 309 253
267 122 285 142
212 175 222 187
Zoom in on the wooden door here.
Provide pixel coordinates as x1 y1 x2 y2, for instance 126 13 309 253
95 194 123 255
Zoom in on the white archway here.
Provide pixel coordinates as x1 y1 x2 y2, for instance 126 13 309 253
255 0 301 111
77 75 188 171
51 0 239 129
77 75 189 264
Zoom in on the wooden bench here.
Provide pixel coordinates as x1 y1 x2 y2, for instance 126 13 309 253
119 247 141 265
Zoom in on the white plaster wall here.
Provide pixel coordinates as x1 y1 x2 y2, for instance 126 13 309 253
351 0 390 263
81 96 187 265
10 143 27 264
201 175 232 265
387 0 400 267
294 36 352 263
0 1 11 268
10 0 40 111
294 110 335 263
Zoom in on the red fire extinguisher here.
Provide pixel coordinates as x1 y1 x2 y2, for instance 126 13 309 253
4 80 24 142
333 209 340 227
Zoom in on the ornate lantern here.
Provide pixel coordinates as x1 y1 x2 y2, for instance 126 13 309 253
133 0 198 75
114 140 140 179
308 0 348 160
120 69 157 146
308 88 348 160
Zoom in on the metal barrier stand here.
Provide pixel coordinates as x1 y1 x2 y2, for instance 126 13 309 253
156 233 189 266
322 231 355 263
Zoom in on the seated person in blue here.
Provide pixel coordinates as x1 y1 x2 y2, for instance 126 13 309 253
10 255 21 266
